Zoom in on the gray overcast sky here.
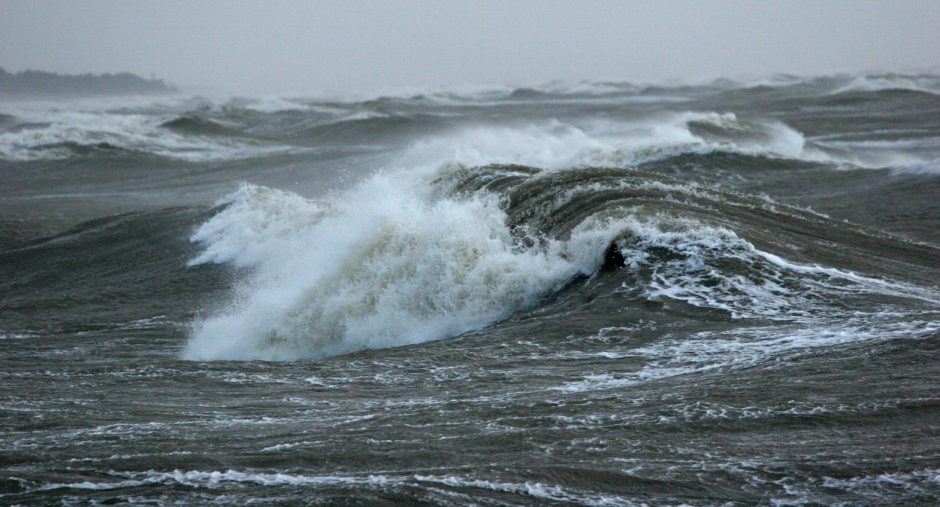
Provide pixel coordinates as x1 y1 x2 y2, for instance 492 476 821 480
1 0 938 95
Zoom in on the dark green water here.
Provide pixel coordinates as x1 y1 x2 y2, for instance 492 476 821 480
2 74 940 505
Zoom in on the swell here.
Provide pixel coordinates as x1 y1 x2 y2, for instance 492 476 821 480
819 88 940 106
6 94 932 171
0 110 297 162
0 207 226 332
159 115 241 136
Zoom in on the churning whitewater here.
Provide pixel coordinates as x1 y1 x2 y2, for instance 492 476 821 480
184 175 611 360
3 72 940 505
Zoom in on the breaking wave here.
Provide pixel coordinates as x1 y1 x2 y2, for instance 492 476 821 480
0 110 297 162
184 159 938 360
183 177 613 360
392 112 924 170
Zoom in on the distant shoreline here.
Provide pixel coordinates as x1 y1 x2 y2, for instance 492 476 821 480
0 67 177 99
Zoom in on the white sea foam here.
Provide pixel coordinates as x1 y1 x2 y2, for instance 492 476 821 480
396 120 611 170
810 137 938 169
35 469 637 505
394 112 903 170
766 468 940 505
556 318 940 394
222 95 308 113
38 470 635 506
37 469 394 491
615 219 940 319
829 74 940 95
0 330 38 340
0 109 296 162
336 109 390 122
550 218 940 393
184 173 621 360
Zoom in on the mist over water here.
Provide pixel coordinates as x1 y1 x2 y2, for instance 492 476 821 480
3 72 940 504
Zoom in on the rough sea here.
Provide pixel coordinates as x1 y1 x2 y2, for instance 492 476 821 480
2 73 940 505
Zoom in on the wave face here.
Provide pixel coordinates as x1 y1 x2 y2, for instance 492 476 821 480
4 72 940 506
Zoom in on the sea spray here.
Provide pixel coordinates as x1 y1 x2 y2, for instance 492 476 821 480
185 172 617 360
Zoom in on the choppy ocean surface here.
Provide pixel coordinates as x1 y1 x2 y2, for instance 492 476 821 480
2 73 940 505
